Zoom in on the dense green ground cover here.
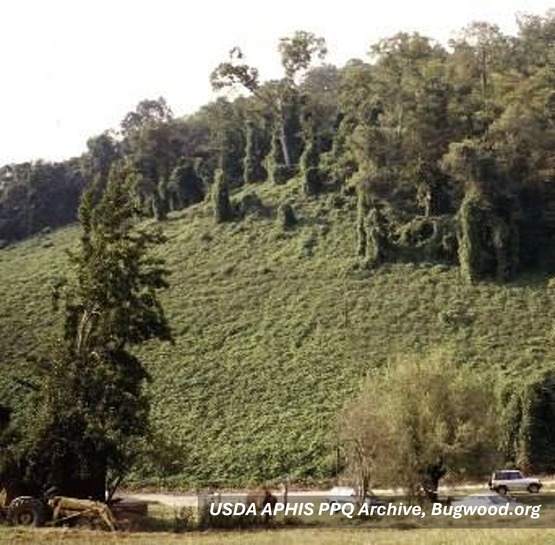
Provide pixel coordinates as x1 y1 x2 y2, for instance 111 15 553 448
2 179 555 486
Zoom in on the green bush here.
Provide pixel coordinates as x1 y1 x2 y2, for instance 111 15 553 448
277 203 297 230
237 192 268 219
269 164 297 185
300 121 321 196
501 370 555 474
303 167 322 196
213 169 234 223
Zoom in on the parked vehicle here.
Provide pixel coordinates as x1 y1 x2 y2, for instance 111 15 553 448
326 486 385 508
488 470 542 495
0 489 118 530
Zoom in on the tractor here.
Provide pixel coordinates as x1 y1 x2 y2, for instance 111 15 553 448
0 404 133 531
0 487 118 531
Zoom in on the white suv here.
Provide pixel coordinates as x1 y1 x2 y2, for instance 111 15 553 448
488 470 542 494
327 486 385 508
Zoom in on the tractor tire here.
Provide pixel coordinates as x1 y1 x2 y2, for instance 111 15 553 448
7 497 48 527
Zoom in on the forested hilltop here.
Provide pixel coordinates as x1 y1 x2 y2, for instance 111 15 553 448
2 12 555 487
1 12 555 282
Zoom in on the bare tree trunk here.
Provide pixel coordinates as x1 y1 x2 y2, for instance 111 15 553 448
361 474 369 499
424 186 432 217
480 48 488 96
279 123 291 167
277 100 291 167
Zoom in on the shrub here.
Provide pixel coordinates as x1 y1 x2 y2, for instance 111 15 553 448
277 203 297 230
269 164 297 185
237 192 268 219
212 169 234 223
339 351 499 499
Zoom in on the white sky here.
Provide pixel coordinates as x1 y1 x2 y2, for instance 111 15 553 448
0 0 553 165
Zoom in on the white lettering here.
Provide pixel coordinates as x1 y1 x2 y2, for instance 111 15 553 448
260 503 272 516
431 502 443 516
358 503 369 516
209 502 222 516
273 502 285 514
342 503 355 519
318 502 330 516
233 503 246 516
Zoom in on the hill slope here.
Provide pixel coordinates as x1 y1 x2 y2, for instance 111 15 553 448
1 179 555 486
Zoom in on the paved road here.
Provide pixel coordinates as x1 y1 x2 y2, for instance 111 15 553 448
124 481 555 508
124 490 328 508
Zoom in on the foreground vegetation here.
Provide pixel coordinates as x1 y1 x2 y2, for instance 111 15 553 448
3 528 555 545
0 167 175 499
340 352 498 496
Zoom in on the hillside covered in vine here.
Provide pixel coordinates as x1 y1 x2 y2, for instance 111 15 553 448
2 12 555 486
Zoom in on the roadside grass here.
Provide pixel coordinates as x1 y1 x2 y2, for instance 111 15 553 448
2 178 555 484
2 527 555 545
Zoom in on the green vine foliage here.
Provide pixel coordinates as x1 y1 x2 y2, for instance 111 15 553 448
243 121 267 184
458 189 520 283
212 169 234 223
276 202 297 231
457 190 494 282
501 371 555 474
356 191 389 267
265 130 286 184
300 123 321 196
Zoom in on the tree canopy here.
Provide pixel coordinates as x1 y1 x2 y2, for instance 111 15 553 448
340 352 498 499
1 15 555 282
1 163 172 499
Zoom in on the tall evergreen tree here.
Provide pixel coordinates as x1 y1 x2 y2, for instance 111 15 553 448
13 163 172 499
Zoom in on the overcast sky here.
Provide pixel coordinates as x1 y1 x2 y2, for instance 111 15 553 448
0 0 553 166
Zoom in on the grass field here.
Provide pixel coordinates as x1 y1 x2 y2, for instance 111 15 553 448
2 528 555 545
2 178 555 485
